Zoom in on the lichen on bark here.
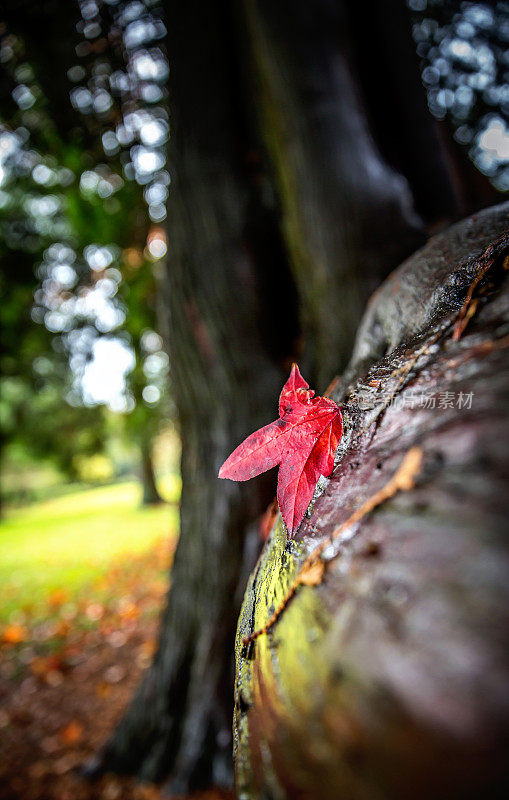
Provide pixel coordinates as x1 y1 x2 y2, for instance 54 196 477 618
234 203 509 800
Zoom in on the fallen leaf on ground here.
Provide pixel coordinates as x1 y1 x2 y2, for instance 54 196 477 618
60 720 84 744
2 624 28 644
49 589 69 608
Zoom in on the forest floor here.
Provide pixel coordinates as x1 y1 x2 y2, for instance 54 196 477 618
0 483 233 800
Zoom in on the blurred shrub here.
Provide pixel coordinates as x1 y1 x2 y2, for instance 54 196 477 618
72 454 114 484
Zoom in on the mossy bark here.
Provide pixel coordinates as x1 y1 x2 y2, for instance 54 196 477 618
234 204 509 800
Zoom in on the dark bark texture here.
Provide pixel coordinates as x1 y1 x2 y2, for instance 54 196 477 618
234 203 509 800
89 0 286 791
91 0 501 792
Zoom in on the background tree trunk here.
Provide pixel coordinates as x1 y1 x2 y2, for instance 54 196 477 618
139 435 163 506
89 1 288 791
95 0 500 791
234 203 509 799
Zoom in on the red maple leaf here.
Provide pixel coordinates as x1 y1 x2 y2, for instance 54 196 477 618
218 364 343 536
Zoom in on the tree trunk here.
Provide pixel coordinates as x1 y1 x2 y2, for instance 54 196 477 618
92 0 500 792
2 0 96 150
140 436 163 506
234 203 509 799
87 1 287 791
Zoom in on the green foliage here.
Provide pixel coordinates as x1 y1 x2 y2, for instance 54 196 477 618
0 7 171 494
410 0 509 190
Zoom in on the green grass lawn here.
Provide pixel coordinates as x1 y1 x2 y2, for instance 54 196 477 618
0 477 180 623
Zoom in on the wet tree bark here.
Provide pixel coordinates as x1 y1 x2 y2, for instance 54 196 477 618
234 203 509 799
93 0 499 792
